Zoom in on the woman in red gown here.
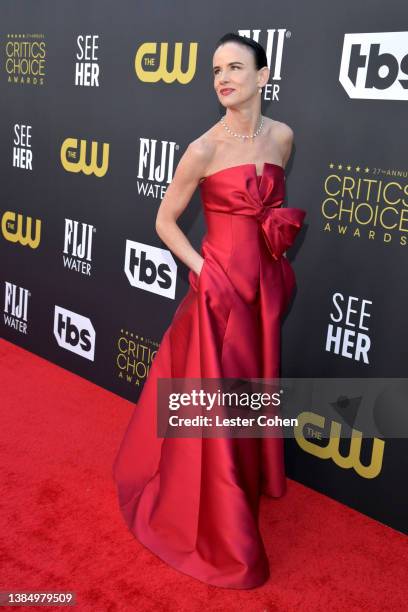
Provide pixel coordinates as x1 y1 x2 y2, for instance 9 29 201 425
113 32 306 589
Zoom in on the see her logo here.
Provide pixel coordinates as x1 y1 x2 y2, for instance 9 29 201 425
326 292 372 363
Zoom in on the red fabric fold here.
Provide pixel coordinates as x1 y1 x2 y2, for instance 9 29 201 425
258 206 307 260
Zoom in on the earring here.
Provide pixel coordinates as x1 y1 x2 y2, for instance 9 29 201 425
259 87 262 93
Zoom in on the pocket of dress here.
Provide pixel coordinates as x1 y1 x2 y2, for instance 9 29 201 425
188 257 207 292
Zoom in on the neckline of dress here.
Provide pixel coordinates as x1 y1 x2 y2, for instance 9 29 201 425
199 162 284 185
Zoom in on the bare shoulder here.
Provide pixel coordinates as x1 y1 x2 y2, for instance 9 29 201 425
270 118 294 142
268 118 294 166
176 127 218 181
187 130 217 166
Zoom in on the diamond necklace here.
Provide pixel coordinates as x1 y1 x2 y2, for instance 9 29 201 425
220 114 264 140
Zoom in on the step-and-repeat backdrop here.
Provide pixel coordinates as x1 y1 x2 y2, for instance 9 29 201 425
1 1 407 534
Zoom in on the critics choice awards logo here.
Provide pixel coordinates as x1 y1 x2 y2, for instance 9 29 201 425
116 330 159 388
5 33 46 85
322 162 408 249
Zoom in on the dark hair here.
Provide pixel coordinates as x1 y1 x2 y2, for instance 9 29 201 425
214 33 268 70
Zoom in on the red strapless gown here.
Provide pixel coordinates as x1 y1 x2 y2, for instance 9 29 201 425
112 162 306 589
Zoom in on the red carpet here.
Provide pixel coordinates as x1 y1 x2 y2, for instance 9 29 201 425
1 337 407 611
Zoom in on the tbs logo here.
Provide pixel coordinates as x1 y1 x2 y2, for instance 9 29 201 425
124 240 177 299
53 306 95 360
339 31 408 100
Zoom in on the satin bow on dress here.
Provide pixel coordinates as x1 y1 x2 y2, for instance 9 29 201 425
256 204 305 260
113 162 307 589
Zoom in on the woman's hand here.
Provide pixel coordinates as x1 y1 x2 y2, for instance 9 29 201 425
195 257 205 277
199 257 206 276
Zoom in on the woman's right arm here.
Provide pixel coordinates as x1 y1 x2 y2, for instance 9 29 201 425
155 139 212 276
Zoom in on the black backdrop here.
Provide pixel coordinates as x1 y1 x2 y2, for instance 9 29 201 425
1 1 407 534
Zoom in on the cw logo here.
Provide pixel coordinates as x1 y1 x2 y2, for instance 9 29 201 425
1 211 41 248
60 138 109 177
294 411 385 479
135 42 198 84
